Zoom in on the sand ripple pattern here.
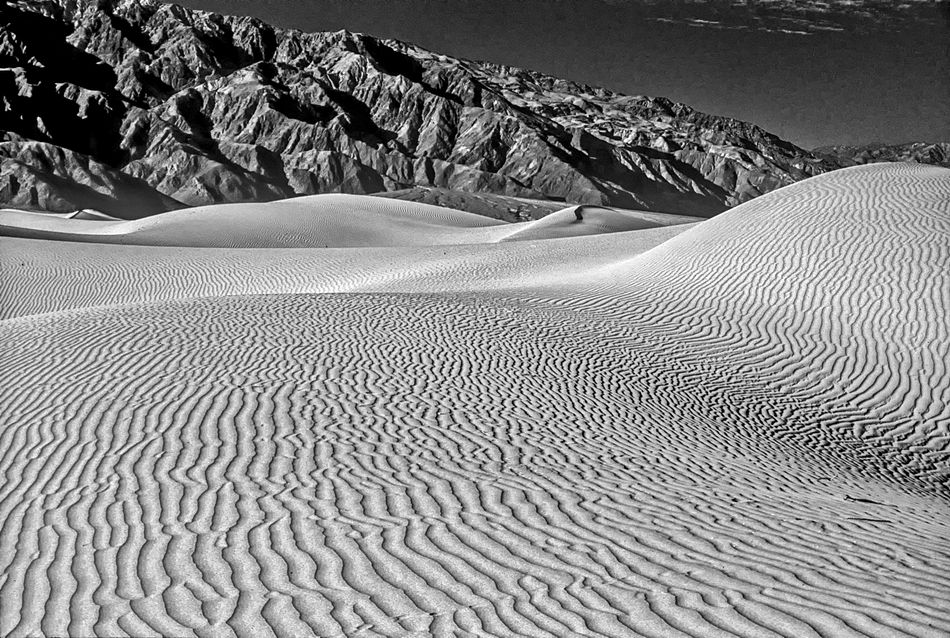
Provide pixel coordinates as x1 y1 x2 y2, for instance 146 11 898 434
1 164 949 637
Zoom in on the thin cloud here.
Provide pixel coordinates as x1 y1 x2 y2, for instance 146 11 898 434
599 0 947 34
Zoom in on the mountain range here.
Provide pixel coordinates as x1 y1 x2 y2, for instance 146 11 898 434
0 0 945 219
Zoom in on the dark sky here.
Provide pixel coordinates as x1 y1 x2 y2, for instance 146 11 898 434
170 0 949 149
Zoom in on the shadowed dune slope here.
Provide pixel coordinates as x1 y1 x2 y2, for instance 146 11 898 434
0 164 948 637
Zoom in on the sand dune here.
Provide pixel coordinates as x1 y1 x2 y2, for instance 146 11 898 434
66 209 123 221
498 205 681 242
1 164 948 637
0 208 126 235
0 195 693 248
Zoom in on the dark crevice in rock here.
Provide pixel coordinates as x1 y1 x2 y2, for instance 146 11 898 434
323 86 399 149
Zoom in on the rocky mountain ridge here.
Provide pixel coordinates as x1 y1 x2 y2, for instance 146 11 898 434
0 0 899 218
814 142 950 169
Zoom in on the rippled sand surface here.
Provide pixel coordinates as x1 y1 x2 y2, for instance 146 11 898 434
1 164 948 637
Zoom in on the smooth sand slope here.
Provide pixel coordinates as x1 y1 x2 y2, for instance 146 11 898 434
0 164 948 637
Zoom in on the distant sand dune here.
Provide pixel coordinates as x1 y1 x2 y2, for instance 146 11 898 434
0 195 694 248
1 164 948 637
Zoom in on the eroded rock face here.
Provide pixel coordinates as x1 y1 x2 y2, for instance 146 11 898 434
2 0 840 216
0 135 182 217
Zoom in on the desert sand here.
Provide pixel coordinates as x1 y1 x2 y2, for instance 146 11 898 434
0 163 948 637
